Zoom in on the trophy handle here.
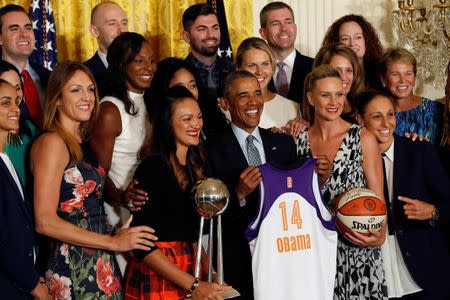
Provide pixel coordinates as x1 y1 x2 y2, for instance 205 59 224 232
217 214 224 285
194 216 205 279
208 218 214 282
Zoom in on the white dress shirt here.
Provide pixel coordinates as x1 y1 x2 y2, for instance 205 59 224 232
97 49 108 69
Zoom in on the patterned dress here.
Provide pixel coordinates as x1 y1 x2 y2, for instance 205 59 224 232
45 143 122 300
297 124 387 300
395 97 443 144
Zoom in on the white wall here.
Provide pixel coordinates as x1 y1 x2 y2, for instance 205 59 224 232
252 0 444 99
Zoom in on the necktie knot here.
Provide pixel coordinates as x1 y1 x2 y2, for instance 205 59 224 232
277 61 286 70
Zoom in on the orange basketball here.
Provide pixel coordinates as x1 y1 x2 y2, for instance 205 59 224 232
335 188 386 237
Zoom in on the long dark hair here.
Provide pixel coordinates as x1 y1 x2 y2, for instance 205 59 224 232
321 14 384 89
105 32 149 116
0 60 32 137
148 57 196 121
151 85 204 190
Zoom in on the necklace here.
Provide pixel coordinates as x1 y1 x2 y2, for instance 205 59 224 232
186 161 194 185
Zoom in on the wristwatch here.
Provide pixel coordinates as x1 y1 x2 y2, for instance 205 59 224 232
429 207 439 226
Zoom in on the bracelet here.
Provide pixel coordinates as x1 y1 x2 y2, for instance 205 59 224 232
39 280 46 284
189 278 200 293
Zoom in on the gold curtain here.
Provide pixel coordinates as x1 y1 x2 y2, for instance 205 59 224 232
0 0 253 62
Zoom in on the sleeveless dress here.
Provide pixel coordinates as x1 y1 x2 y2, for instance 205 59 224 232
45 143 122 299
297 124 387 300
100 91 150 274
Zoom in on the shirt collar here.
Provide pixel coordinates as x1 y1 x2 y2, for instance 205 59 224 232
384 139 395 162
187 52 217 69
277 49 296 70
97 49 108 68
231 123 262 147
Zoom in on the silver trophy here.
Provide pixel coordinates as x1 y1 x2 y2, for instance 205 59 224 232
191 178 240 299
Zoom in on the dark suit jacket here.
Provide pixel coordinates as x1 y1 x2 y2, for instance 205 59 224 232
205 126 298 299
0 158 39 299
29 60 50 92
84 53 108 98
391 135 450 299
268 50 313 104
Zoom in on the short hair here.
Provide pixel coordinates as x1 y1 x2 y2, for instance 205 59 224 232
302 65 341 123
0 4 28 32
379 47 417 77
354 89 394 117
222 70 258 99
236 37 276 72
91 1 122 25
321 14 383 88
314 44 365 108
44 61 99 163
260 1 294 28
182 4 216 31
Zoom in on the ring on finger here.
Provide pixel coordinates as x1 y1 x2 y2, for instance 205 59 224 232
127 200 135 208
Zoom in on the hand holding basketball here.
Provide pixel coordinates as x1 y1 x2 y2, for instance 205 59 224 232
398 196 435 220
344 223 386 247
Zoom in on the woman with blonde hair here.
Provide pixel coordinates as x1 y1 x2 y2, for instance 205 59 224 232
31 61 157 299
298 65 387 299
313 44 365 123
235 37 301 130
380 48 443 144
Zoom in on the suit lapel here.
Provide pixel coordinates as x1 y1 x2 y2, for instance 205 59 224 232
0 158 32 222
224 126 248 168
259 127 274 163
392 135 403 221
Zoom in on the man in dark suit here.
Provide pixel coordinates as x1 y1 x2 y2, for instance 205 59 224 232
387 136 450 300
0 81 49 299
0 4 50 128
205 70 299 299
84 2 127 97
259 2 313 104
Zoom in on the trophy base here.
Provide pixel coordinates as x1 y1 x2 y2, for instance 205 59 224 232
185 288 240 299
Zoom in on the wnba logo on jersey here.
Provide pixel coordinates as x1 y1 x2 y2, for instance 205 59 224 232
287 176 293 188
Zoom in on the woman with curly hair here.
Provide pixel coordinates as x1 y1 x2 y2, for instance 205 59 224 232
322 14 384 90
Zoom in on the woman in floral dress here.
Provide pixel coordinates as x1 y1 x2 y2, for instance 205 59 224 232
31 62 157 299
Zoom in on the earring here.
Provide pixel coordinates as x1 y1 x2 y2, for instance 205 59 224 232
7 131 23 147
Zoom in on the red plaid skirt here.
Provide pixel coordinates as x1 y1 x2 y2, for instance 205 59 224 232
124 241 195 300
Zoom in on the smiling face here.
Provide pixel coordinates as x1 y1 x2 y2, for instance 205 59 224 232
183 14 220 58
329 54 354 95
169 68 199 100
0 82 20 134
307 77 345 122
57 70 96 125
239 48 274 91
0 11 35 64
339 21 366 60
224 76 264 133
0 70 23 104
359 95 395 150
382 61 415 101
124 42 156 93
172 97 203 151
259 8 296 53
